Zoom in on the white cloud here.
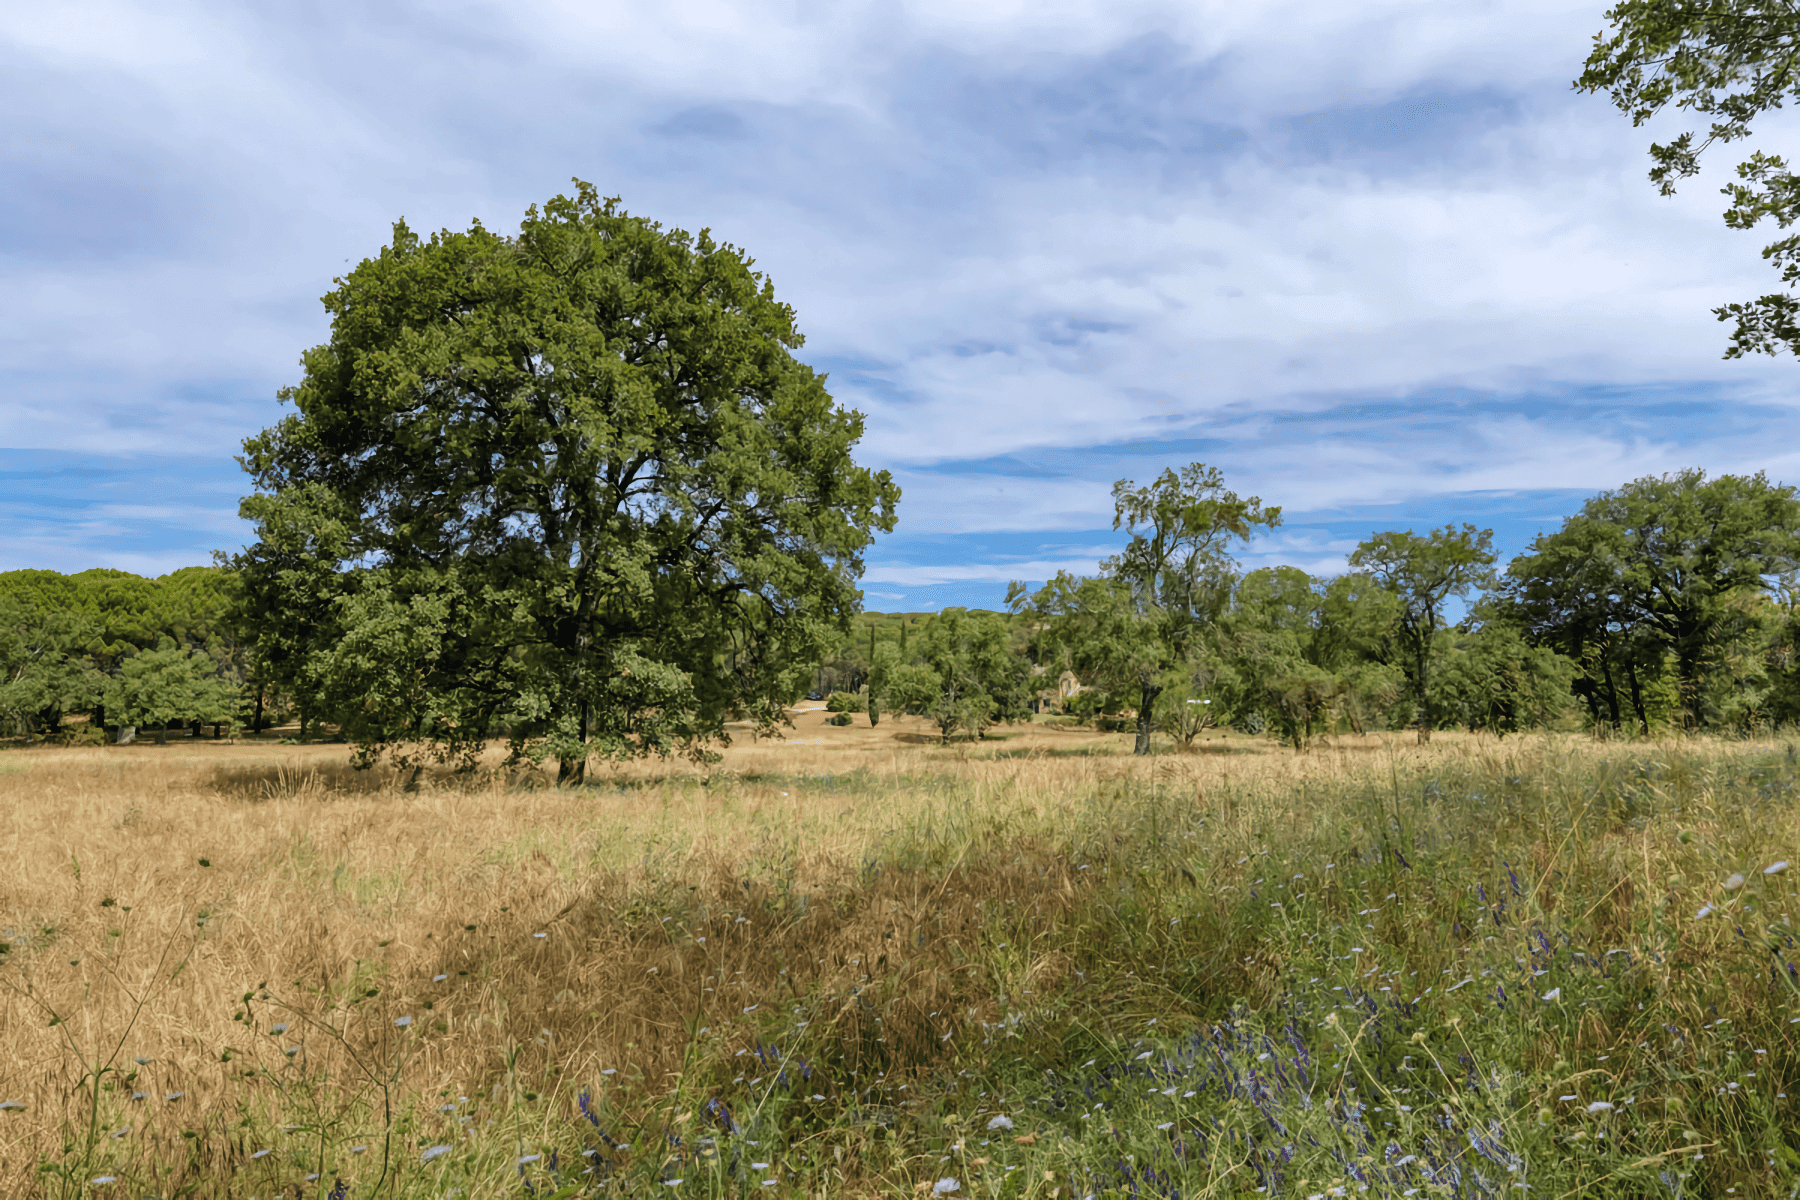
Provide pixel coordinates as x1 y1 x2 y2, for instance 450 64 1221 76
5 0 1800 591
863 555 1109 587
883 471 1115 534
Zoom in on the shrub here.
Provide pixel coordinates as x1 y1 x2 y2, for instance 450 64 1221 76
825 691 861 713
1064 690 1121 727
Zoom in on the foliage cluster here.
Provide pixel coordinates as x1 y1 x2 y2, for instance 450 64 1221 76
995 464 1800 753
1580 0 1800 359
0 568 243 743
795 455 1800 759
19 186 1800 769
21 453 1800 762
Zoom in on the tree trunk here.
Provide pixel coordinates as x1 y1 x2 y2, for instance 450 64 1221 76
1625 656 1649 736
251 689 265 735
1676 635 1704 730
1599 652 1622 733
1577 681 1601 728
1415 644 1432 744
1133 677 1163 756
558 700 592 786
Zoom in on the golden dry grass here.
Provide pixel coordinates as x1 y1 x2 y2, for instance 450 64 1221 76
0 716 1792 1196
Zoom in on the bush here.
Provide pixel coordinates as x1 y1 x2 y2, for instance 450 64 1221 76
827 711 854 726
1064 690 1121 727
825 691 861 713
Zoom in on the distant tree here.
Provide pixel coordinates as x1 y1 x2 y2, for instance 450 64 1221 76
1013 464 1279 755
1012 572 1152 732
104 645 238 744
1431 615 1576 736
1499 512 1636 732
1504 470 1800 728
1763 573 1800 724
1152 661 1220 749
911 608 1031 742
1702 588 1786 732
1350 525 1497 742
1212 566 1330 750
1212 567 1406 749
875 657 941 719
0 597 104 737
0 566 245 733
230 183 898 780
865 637 907 726
1315 573 1408 735
1578 0 1800 358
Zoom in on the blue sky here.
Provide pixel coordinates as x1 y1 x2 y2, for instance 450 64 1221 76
5 0 1800 610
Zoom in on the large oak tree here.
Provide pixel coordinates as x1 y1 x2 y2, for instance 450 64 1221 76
232 184 899 780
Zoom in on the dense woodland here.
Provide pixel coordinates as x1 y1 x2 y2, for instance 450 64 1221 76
0 566 248 742
6 464 1797 753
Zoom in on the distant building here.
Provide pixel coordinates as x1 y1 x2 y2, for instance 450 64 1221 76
1031 667 1088 714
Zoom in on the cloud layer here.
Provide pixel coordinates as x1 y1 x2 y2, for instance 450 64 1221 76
5 0 1798 602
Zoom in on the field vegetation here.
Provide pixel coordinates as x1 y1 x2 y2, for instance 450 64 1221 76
2 718 1797 1198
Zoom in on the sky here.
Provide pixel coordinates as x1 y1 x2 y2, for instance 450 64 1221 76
5 0 1800 611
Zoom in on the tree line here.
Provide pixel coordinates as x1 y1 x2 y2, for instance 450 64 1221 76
0 567 249 742
812 465 1800 753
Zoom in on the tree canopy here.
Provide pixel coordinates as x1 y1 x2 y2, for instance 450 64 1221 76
231 182 899 778
1505 469 1800 728
1211 567 1406 749
0 567 239 739
1579 0 1800 356
1012 464 1280 755
105 646 238 744
909 608 1031 741
1348 525 1497 741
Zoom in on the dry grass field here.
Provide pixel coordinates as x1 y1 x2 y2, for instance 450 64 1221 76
1 715 1797 1197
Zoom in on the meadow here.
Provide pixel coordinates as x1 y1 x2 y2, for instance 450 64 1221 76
0 712 1796 1198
